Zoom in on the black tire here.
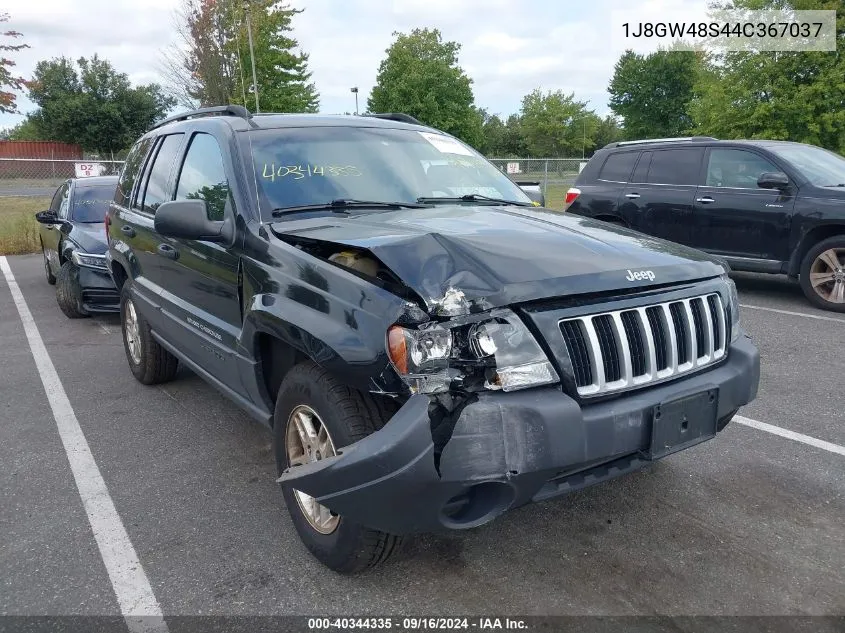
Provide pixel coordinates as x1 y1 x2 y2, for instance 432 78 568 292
42 243 56 285
274 362 402 574
798 236 845 313
55 261 88 318
120 281 179 385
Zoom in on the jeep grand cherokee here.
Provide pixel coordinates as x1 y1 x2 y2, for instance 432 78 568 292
105 106 760 573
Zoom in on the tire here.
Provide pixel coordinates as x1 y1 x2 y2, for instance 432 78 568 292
120 281 179 385
798 236 845 313
55 261 88 318
274 362 402 574
42 243 56 285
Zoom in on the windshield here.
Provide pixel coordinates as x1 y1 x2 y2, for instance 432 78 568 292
71 185 115 223
767 144 845 187
248 126 531 216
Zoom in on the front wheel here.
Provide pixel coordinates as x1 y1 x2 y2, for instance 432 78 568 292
274 362 402 574
799 237 845 312
55 261 88 318
120 282 179 384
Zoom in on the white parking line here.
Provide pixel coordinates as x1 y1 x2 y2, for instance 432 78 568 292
735 415 845 457
739 303 845 324
0 257 168 633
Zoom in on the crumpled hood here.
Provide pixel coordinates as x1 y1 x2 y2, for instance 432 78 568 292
69 223 108 254
269 205 726 311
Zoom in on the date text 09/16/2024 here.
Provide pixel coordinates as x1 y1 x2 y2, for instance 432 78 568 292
307 617 529 630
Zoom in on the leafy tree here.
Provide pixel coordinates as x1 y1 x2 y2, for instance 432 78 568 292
690 0 844 153
593 115 624 151
501 114 528 156
478 110 506 156
368 28 483 147
5 117 41 140
161 0 318 113
20 55 174 154
519 89 598 157
0 13 28 113
608 48 699 139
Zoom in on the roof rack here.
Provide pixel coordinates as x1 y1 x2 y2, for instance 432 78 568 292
149 104 252 131
604 136 716 149
364 112 424 126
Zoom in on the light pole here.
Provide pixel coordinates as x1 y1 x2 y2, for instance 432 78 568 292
571 116 588 158
243 1 260 113
350 87 359 115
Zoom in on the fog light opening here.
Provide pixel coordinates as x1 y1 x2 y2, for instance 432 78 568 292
439 481 516 529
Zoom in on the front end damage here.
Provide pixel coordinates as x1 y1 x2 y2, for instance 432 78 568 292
278 334 760 535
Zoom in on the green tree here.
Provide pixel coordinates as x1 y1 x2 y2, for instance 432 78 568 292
0 13 29 113
162 0 317 113
608 48 699 139
690 0 844 153
519 89 598 157
593 114 623 151
478 110 507 156
5 117 41 140
20 55 174 154
367 28 483 147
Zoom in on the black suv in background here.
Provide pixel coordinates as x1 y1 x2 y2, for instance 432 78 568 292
106 107 758 573
566 138 845 312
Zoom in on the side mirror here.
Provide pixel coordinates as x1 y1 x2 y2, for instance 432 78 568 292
154 200 232 242
35 210 59 225
515 181 545 207
757 171 790 190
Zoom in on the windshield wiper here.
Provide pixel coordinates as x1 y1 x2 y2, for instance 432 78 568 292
416 194 532 207
271 199 430 217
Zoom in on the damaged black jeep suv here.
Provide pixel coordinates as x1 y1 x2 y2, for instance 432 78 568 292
106 106 760 573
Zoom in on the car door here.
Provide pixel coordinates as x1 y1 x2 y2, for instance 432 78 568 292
111 136 156 281
42 181 69 272
691 147 795 262
155 132 243 388
130 133 186 290
570 150 637 220
618 148 705 246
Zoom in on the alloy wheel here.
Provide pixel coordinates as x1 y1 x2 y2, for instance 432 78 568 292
124 299 143 365
809 248 845 304
285 404 340 534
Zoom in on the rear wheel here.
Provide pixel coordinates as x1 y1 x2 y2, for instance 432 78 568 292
120 282 179 384
799 237 845 312
55 261 87 318
42 243 56 285
274 362 402 574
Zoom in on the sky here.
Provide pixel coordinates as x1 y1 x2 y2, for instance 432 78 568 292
1 0 709 130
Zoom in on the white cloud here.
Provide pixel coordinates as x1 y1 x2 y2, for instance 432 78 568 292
1 0 709 129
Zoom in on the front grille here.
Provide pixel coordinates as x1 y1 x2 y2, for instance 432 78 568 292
559 293 727 397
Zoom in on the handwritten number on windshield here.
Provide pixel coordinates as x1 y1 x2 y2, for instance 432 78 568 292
261 163 362 181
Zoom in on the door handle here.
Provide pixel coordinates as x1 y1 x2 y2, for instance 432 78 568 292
157 243 179 260
625 193 641 199
121 225 136 237
696 196 715 204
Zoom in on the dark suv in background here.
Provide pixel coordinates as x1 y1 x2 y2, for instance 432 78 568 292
566 138 845 312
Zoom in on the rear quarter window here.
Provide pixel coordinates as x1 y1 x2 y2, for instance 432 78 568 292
599 152 638 182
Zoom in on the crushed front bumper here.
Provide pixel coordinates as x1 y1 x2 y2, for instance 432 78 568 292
279 334 759 535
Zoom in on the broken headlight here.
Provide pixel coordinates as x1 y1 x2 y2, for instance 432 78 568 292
387 308 559 394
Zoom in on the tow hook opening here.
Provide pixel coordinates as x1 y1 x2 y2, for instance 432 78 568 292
439 481 516 530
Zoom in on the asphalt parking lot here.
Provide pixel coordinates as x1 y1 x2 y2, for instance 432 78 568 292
1 253 843 624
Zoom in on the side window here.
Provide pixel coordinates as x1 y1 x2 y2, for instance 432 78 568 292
599 152 638 182
58 186 71 219
140 134 184 214
116 138 153 207
49 183 68 213
706 149 780 188
631 152 652 183
647 149 703 185
175 133 230 221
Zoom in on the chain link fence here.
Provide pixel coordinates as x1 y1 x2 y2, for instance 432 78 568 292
489 157 586 190
0 158 125 198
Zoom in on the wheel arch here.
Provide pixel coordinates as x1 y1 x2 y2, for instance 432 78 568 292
788 223 845 277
